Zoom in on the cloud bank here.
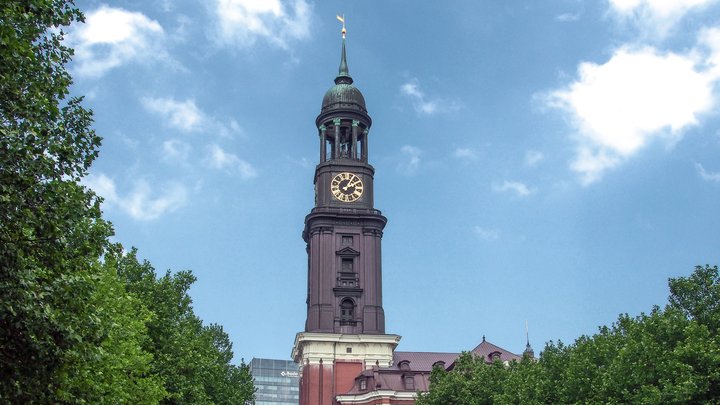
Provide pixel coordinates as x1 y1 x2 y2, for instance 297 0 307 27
71 6 167 77
211 0 311 49
85 174 188 221
545 1 720 185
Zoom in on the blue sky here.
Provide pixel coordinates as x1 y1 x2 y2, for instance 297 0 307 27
70 0 720 362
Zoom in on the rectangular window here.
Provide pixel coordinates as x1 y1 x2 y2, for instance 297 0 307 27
404 376 415 390
342 258 353 272
342 235 353 245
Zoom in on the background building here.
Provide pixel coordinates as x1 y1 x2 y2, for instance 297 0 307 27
249 358 300 405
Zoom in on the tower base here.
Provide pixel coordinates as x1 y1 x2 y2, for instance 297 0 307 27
292 332 401 405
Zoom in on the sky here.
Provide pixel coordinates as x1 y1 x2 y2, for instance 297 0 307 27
69 0 720 362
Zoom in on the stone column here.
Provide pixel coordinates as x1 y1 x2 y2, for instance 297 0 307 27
319 124 326 163
333 118 341 159
351 120 359 160
362 129 369 163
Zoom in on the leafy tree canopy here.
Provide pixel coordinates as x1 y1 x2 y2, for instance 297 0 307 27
1 1 255 403
417 265 720 405
108 247 256 405
1 0 116 400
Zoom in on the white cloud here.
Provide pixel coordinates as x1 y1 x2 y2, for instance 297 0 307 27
162 139 191 164
212 0 311 49
473 226 500 241
217 119 244 138
397 145 422 175
400 79 461 116
452 147 478 161
85 173 188 220
570 148 622 186
205 144 257 179
142 97 243 137
525 150 545 167
699 27 720 77
493 180 535 197
85 172 120 203
142 97 205 132
71 6 166 77
608 0 717 37
548 46 716 184
556 13 580 22
695 162 720 182
124 182 188 221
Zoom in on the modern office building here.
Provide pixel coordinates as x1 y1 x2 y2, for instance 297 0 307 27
249 358 300 405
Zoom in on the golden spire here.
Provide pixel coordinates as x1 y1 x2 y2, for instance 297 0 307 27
335 14 350 79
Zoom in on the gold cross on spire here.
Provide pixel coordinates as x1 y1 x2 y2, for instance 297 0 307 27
336 14 346 38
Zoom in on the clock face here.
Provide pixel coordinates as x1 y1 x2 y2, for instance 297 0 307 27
330 172 364 202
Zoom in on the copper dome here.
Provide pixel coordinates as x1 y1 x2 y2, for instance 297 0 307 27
321 80 367 114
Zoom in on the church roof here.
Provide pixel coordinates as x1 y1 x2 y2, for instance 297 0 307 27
470 338 523 363
391 351 459 371
338 338 525 399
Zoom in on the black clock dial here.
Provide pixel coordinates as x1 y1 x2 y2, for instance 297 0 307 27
330 172 363 202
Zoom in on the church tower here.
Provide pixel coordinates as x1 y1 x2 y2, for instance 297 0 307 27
292 21 400 405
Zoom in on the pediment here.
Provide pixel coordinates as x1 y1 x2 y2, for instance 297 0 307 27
336 246 360 257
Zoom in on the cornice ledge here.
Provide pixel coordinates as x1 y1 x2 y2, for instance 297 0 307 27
336 390 418 402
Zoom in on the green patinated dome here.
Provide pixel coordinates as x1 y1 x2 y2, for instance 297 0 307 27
320 36 368 114
321 82 367 114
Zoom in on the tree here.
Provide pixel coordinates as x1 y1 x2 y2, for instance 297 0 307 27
54 259 165 404
1 0 109 400
1 1 254 402
416 353 511 405
417 265 720 404
1 2 164 402
110 248 256 404
669 265 720 334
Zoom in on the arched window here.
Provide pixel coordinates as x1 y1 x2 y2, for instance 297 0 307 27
340 299 355 323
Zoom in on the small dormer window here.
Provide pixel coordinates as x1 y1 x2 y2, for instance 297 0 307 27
489 351 502 362
359 377 367 390
432 361 446 369
398 360 411 371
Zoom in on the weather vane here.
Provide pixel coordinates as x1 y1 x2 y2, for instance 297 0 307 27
336 14 346 38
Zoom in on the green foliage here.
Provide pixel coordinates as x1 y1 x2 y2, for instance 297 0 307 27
0 0 112 400
1 1 254 403
109 248 256 404
54 260 166 404
668 265 720 334
418 266 720 404
417 353 510 405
